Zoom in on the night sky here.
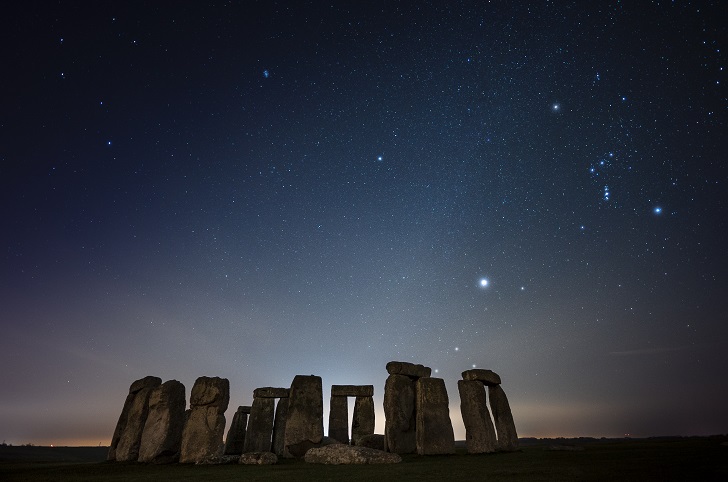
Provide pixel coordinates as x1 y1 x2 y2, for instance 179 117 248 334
1 1 726 446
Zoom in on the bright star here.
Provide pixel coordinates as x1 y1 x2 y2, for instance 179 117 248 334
377 155 383 162
653 206 662 214
479 278 489 288
552 103 560 111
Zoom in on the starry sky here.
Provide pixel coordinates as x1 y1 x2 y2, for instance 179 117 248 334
1 1 726 446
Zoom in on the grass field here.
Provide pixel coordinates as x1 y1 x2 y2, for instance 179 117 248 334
1 437 726 481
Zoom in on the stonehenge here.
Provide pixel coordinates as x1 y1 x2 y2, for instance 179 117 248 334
138 380 186 463
107 363 519 465
458 369 519 453
243 387 289 454
108 376 161 461
383 361 432 454
416 377 455 454
179 376 230 463
327 385 375 445
223 405 250 455
283 375 324 457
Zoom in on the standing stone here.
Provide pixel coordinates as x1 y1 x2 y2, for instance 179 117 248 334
416 377 455 455
488 384 518 451
244 397 275 453
111 376 162 462
138 380 186 463
179 376 230 463
224 406 250 455
108 376 162 461
283 375 324 457
271 397 288 456
351 396 375 445
383 374 416 454
331 385 374 397
328 395 349 444
458 380 496 454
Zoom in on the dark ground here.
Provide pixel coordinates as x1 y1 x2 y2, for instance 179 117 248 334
1 437 726 481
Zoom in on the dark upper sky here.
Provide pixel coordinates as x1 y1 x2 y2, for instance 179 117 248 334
1 1 726 445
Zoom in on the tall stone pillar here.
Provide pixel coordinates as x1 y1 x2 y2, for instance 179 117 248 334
488 384 518 451
415 377 455 455
458 380 496 453
179 376 230 463
383 361 430 454
351 395 375 445
138 379 186 463
328 395 349 444
283 375 324 457
109 376 162 462
224 405 250 455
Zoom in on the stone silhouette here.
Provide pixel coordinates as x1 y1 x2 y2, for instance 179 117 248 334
458 369 518 453
458 379 496 453
179 376 230 463
283 375 324 457
415 377 455 455
352 395 375 445
108 376 162 462
489 384 518 451
223 405 250 455
244 396 275 452
271 396 289 456
138 379 186 463
328 385 375 445
383 361 431 454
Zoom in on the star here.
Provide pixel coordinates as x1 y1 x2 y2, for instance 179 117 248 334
377 155 383 162
552 103 560 111
479 278 489 288
653 206 662 215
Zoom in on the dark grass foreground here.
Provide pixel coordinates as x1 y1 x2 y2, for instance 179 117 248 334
1 438 727 481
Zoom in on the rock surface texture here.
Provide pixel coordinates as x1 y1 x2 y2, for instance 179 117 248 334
283 375 324 457
416 377 455 455
383 373 417 454
488 384 519 451
461 369 502 386
244 397 275 453
239 451 278 465
138 380 186 463
304 444 402 464
179 376 230 464
351 396 375 445
457 379 497 454
109 376 162 462
223 405 250 455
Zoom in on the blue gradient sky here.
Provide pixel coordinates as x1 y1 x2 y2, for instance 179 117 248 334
1 1 726 445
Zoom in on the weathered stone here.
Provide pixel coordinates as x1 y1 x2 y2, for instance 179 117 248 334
330 385 374 397
223 406 249 455
283 375 324 457
416 377 455 455
253 387 290 399
138 380 186 463
115 377 162 462
244 397 275 453
239 451 278 465
271 398 288 456
356 433 385 451
328 395 349 444
196 454 239 465
488 384 518 451
458 380 496 454
461 369 501 386
304 444 402 464
108 376 162 461
179 376 230 463
383 374 416 454
351 396 375 445
386 361 431 378
189 376 229 408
